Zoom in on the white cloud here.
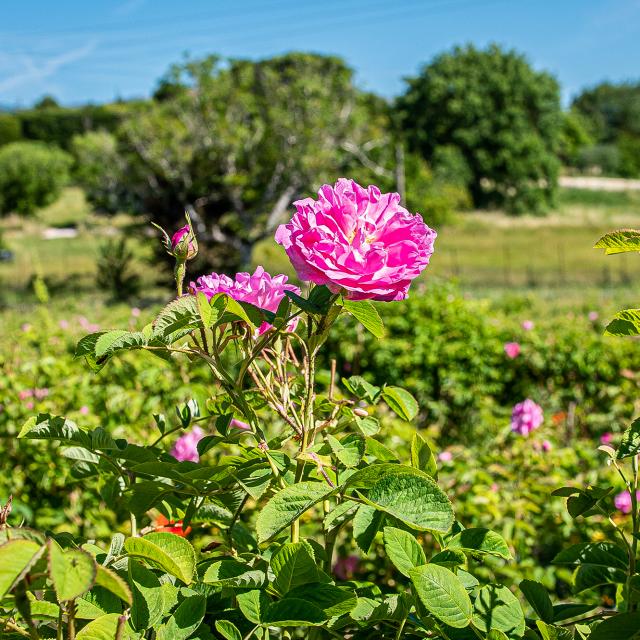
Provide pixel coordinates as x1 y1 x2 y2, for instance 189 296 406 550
0 40 97 96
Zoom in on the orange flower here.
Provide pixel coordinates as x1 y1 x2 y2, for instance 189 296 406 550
154 514 191 537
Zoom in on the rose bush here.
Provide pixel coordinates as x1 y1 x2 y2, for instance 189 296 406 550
2 198 640 639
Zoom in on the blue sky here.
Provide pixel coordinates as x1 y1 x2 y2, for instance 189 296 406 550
1 0 639 107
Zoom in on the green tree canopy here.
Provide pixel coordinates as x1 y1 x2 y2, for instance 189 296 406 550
104 52 394 271
397 44 563 213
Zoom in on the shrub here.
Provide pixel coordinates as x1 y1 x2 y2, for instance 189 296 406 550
0 112 22 146
0 141 72 216
95 237 142 301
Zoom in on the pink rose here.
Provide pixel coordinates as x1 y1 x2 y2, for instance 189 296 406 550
600 432 613 445
504 342 521 359
615 490 640 515
230 418 250 431
333 554 359 580
438 451 453 462
522 320 534 331
131 307 141 318
191 266 300 334
170 426 205 463
59 319 69 330
275 178 436 301
542 439 552 452
511 399 543 436
588 311 599 322
80 406 89 415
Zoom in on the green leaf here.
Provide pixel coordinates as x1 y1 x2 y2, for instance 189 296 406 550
128 559 164 631
353 504 385 553
472 584 525 638
344 463 430 490
343 375 380 401
237 589 270 624
271 541 323 595
409 563 472 628
618 418 640 459
350 594 409 622
76 613 134 640
383 526 426 577
552 603 597 622
48 541 97 602
553 541 627 569
382 387 419 421
19 413 91 447
605 309 640 337
94 564 132 605
359 472 454 533
262 598 325 626
341 299 385 338
202 558 266 588
595 229 640 254
446 528 512 560
124 532 195 584
157 594 206 640
0 540 45 597
94 330 145 358
215 620 242 640
365 436 398 461
152 295 200 338
286 583 357 618
536 620 574 640
256 481 335 543
520 579 554 623
323 501 358 533
285 286 333 315
589 612 640 640
411 433 437 475
327 433 365 468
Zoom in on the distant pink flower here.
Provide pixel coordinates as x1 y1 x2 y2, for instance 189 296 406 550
542 439 552 452
588 311 599 322
230 419 250 431
275 178 437 301
131 307 141 318
333 554 359 580
21 323 31 332
25 401 34 410
59 319 69 330
504 342 521 359
18 390 33 400
34 388 49 400
80 406 89 415
522 320 534 331
600 432 613 445
511 399 544 436
170 426 205 463
191 266 300 335
615 490 640 514
490 483 500 492
438 451 453 462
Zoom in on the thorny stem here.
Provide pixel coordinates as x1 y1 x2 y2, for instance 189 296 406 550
2 620 31 638
66 600 76 640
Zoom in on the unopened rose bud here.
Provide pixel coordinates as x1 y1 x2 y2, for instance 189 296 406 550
170 224 198 261
354 408 369 418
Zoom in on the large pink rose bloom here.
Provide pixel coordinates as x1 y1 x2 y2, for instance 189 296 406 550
275 179 437 301
191 266 300 334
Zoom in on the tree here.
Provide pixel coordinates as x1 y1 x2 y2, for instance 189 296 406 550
397 44 563 213
0 141 72 216
106 53 394 271
0 113 22 147
572 82 640 177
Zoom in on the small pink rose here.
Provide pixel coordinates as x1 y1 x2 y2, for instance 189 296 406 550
522 320 534 331
131 307 141 318
438 451 453 462
170 224 197 260
600 432 613 445
80 406 89 415
588 311 599 322
170 426 205 463
21 323 31 332
511 399 543 436
504 342 521 359
59 319 69 330
333 554 360 581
